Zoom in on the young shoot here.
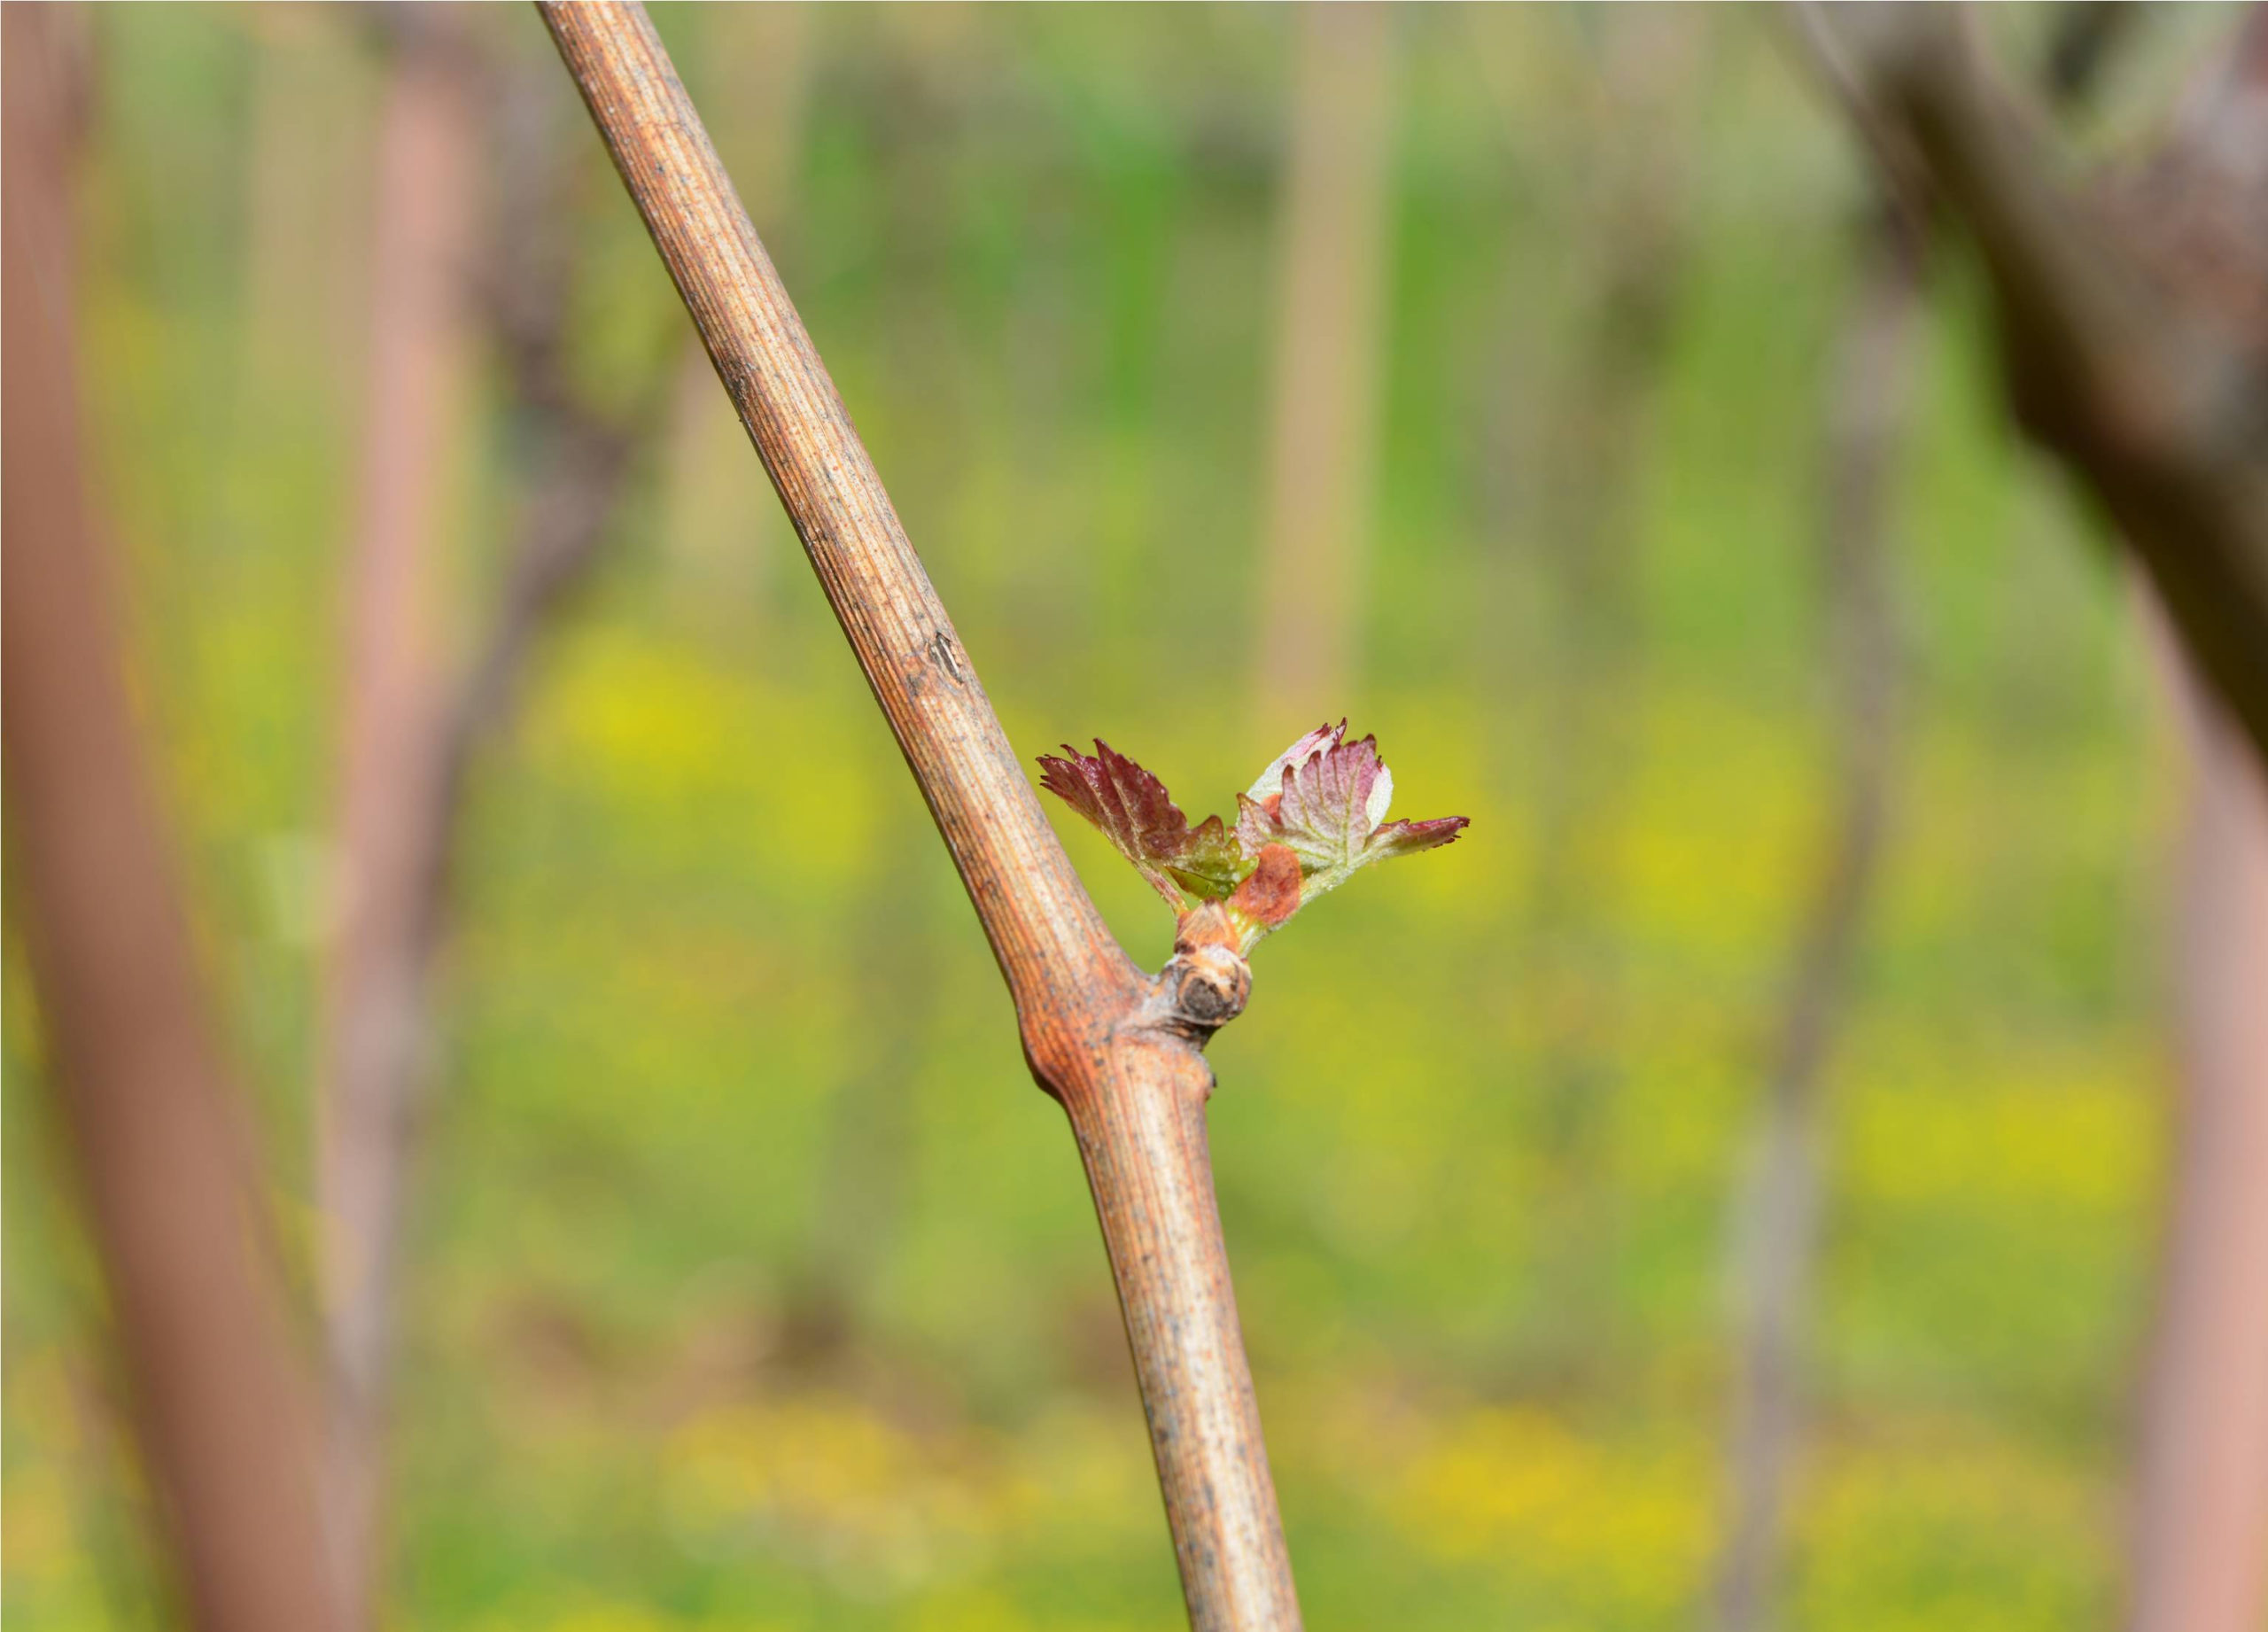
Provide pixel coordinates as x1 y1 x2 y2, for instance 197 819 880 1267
1038 720 1468 963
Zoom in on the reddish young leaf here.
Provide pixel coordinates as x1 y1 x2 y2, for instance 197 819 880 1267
1274 730 1393 872
1037 740 1247 907
1045 723 1464 941
1235 723 1467 920
1243 720 1345 804
1370 816 1469 858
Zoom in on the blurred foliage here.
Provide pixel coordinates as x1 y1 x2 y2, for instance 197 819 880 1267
2 4 2241 1628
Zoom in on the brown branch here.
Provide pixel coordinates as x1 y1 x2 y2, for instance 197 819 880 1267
2043 1 2139 108
2132 594 2268 1632
1722 18 2155 1619
1713 202 1915 1632
317 21 478 1614
2121 19 2268 1632
1 10 339 1631
1815 3 2268 770
1514 9 1697 1286
1815 15 2268 1626
537 5 1302 1627
318 19 684 1622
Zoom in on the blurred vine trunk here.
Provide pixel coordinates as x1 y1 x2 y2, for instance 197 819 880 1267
1253 1 1395 734
4 10 340 1628
1506 8 1699 1367
1711 200 1915 1632
317 17 475 1619
318 17 804 1614
2122 15 2268 1631
2135 609 2268 1632
1714 16 2155 1620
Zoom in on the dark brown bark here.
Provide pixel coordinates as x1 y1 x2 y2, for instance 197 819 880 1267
1712 206 1915 1632
1814 4 2268 770
540 5 1301 1627
2 10 339 1630
2121 19 2268 1632
1811 12 2268 1626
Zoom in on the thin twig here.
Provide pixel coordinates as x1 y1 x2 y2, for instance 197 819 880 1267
318 20 478 1612
2 11 339 1630
1515 11 1699 1348
1713 200 1915 1632
1723 17 2156 1617
318 21 686 1620
539 5 1301 1626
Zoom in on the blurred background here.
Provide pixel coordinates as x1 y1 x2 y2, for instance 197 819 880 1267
6 4 2265 1630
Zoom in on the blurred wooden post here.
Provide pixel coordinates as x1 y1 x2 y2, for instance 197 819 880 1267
1506 9 1698 1307
2124 21 2268 1631
1253 1 1395 733
2 11 339 1631
320 17 702 1620
2136 604 2268 1632
319 19 477 1619
540 6 1304 1625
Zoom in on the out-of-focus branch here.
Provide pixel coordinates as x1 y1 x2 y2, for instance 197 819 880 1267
1712 201 1915 1632
1253 1 1395 732
2044 1 2138 108
318 20 477 1613
2134 597 2268 1632
1814 4 2268 768
1815 12 2268 1626
1524 7 1697 1139
2120 19 2268 1632
2 11 339 1632
1485 8 1702 1372
318 19 683 1623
